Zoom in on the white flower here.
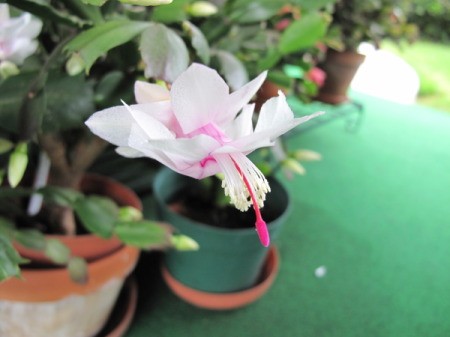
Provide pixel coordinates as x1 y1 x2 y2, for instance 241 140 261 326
86 63 323 246
0 4 42 65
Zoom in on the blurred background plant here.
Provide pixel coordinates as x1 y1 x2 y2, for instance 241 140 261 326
326 0 419 52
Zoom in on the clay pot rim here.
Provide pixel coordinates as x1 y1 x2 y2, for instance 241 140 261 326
0 245 140 302
161 246 280 310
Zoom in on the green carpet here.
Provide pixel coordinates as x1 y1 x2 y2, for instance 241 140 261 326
125 93 450 337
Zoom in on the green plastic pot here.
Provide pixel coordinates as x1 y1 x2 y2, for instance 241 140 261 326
153 168 291 293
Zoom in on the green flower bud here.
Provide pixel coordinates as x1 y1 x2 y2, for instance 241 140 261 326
68 257 88 284
0 138 14 154
171 234 199 251
118 206 143 221
0 61 20 79
188 1 218 17
282 158 306 176
65 53 85 76
8 142 28 188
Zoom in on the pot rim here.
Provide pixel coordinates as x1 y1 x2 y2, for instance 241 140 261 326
162 245 279 310
0 245 140 302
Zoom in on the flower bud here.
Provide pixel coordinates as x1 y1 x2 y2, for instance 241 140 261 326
118 206 143 221
282 158 306 176
8 142 28 188
65 53 85 76
293 149 322 161
188 1 218 17
171 234 199 251
0 138 13 154
0 61 19 79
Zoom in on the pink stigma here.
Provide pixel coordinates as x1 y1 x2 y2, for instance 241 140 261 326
233 162 270 247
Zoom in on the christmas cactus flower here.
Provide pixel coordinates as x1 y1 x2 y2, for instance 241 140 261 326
86 63 322 247
0 4 42 65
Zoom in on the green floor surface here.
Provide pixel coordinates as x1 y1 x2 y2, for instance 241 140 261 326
125 93 450 337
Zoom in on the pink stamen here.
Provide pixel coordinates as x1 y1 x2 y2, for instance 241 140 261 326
233 161 270 247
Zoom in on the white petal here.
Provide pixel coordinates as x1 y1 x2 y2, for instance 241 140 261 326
223 112 324 155
85 105 135 147
255 92 294 133
115 146 145 158
7 39 38 64
123 102 174 140
134 81 170 104
224 104 254 139
18 15 42 39
216 71 267 126
129 133 221 178
170 63 229 134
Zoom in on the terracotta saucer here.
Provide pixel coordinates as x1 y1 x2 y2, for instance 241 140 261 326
96 276 138 337
162 246 280 310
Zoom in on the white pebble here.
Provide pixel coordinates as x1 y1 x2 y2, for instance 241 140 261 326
315 266 327 278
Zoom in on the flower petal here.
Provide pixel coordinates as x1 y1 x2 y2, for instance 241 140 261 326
217 71 267 126
85 105 135 147
134 81 170 104
224 104 254 139
170 63 229 134
129 133 221 179
123 101 174 140
115 146 145 158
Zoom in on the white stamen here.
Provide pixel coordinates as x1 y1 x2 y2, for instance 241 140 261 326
214 153 270 212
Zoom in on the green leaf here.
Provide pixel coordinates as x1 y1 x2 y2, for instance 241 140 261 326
38 186 83 207
151 0 189 23
257 48 282 71
82 0 109 5
74 195 118 238
44 239 71 265
229 0 283 23
139 23 189 82
94 71 125 104
0 71 37 134
182 21 210 64
0 234 27 281
212 50 248 91
5 0 89 28
279 13 329 55
290 0 336 11
42 72 95 131
14 229 47 251
114 220 169 248
120 0 173 5
64 20 151 74
0 217 14 239
68 257 88 284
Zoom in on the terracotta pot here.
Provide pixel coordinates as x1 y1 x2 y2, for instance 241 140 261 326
15 174 142 264
316 49 366 104
0 245 139 337
162 246 279 310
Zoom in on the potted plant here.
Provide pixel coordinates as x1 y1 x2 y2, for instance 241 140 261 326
0 1 204 335
85 62 324 309
316 0 418 104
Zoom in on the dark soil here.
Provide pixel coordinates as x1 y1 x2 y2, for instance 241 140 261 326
167 182 280 230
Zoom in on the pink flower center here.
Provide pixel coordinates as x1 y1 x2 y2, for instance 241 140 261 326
188 122 230 144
